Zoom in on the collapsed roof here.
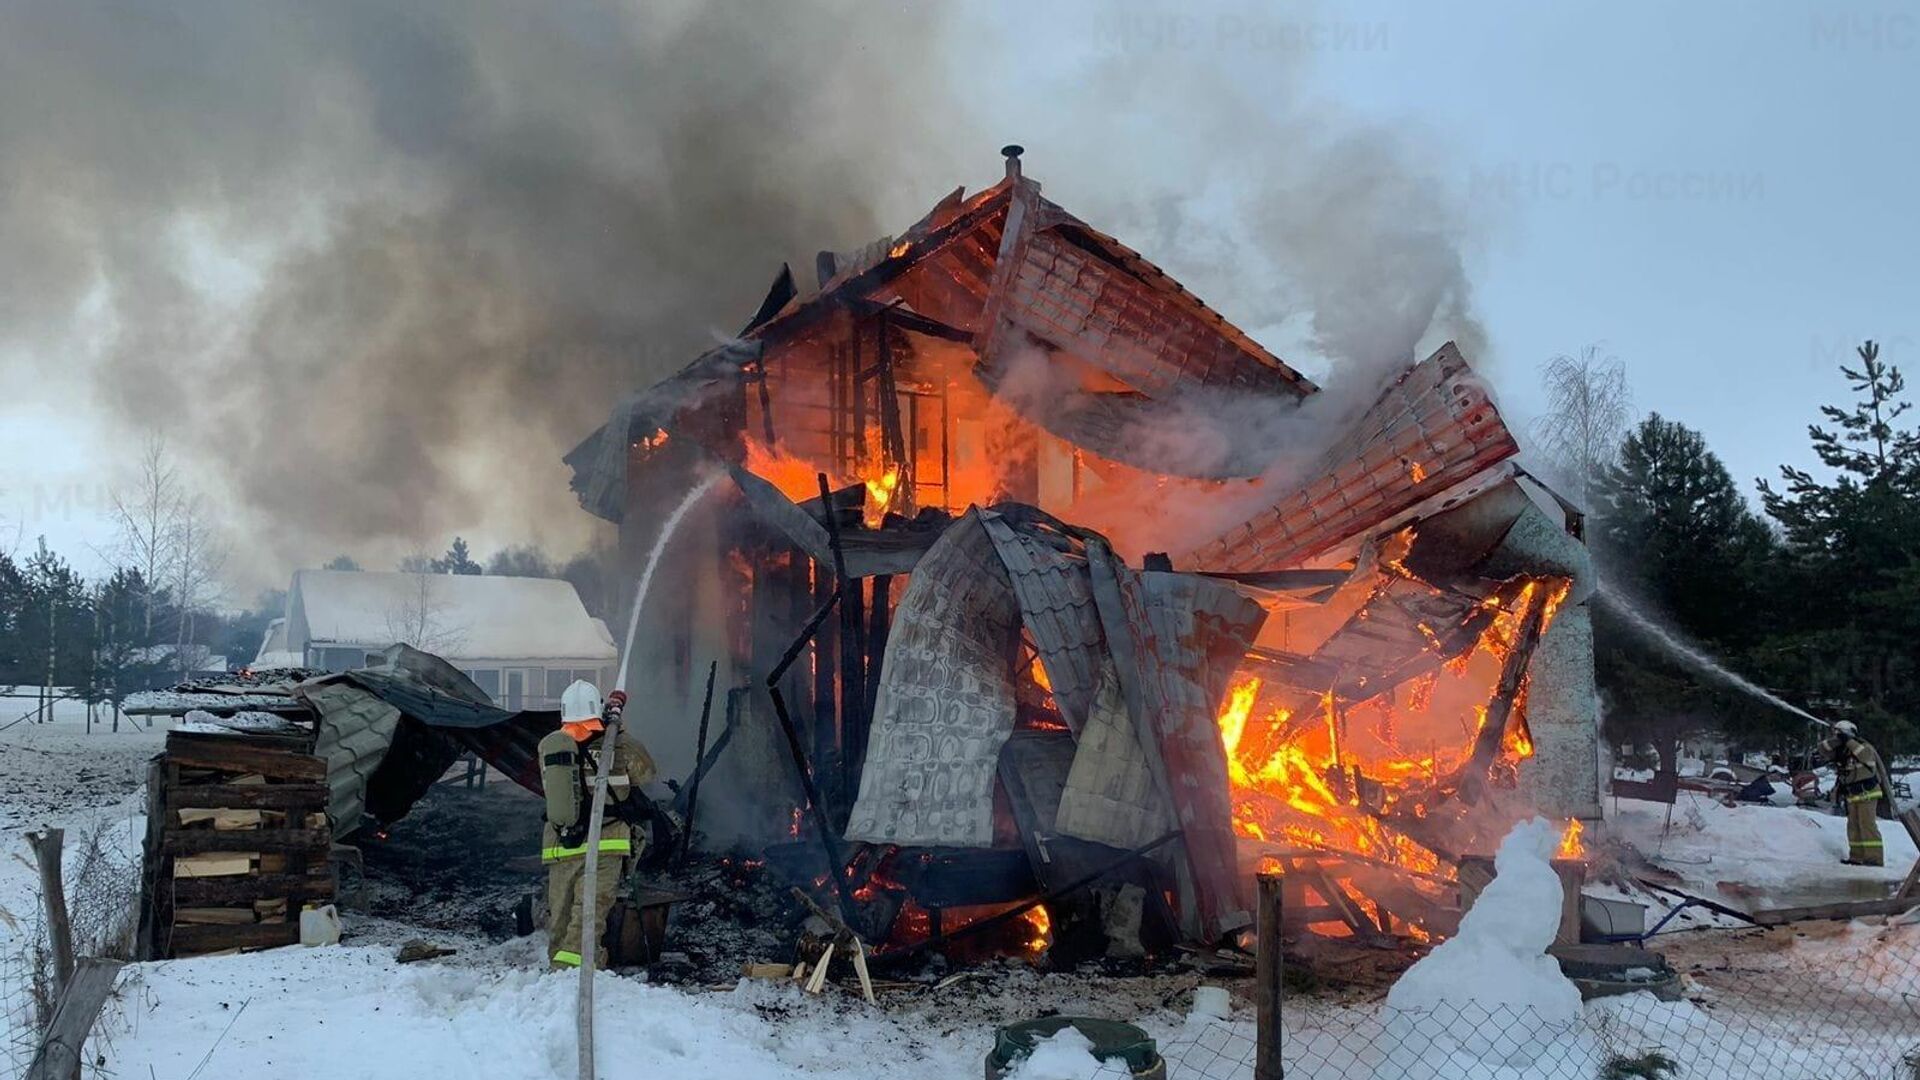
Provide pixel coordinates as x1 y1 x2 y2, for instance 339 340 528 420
562 150 1595 945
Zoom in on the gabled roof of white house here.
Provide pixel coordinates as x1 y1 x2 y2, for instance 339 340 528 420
289 570 616 661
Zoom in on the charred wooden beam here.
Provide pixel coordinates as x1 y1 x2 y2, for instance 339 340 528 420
883 829 1184 962
847 298 974 344
766 682 861 933
1457 585 1554 803
678 661 719 865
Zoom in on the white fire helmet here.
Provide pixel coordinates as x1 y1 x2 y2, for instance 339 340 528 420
1832 720 1858 738
560 680 602 724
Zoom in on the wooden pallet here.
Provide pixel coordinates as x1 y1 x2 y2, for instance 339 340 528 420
138 728 333 959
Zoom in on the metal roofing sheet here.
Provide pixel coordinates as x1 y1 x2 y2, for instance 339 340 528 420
1178 343 1520 573
845 510 1021 848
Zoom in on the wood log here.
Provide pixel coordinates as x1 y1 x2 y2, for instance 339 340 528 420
174 907 259 926
177 808 265 829
171 873 333 906
168 920 300 955
164 828 329 855
173 853 255 878
165 734 324 781
170 783 328 810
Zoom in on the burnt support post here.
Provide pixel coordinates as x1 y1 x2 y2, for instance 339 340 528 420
1460 583 1556 801
1255 870 1285 1080
679 661 719 865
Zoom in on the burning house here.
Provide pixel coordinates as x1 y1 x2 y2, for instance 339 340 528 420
563 148 1600 956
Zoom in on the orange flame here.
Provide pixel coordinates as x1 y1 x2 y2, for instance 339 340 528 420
1409 461 1428 484
1022 905 1051 956
1214 574 1575 942
743 438 832 503
862 464 901 528
1557 818 1585 860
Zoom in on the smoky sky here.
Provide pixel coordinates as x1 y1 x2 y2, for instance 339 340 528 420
0 1 1486 590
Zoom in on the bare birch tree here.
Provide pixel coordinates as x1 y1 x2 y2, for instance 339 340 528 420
1529 345 1632 509
168 493 228 679
384 571 467 656
109 435 180 639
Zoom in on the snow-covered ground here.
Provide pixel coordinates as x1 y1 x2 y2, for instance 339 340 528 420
4 702 1916 1079
1607 792 1918 910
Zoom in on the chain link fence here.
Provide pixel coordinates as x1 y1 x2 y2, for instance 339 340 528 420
1 819 143 1080
1060 921 1919 1079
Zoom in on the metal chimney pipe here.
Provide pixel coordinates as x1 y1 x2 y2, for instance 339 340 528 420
1001 144 1024 180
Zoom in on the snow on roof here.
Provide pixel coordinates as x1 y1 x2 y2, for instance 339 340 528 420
290 570 615 661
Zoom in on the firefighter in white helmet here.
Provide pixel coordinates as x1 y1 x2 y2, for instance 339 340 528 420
1825 720 1888 867
537 680 657 969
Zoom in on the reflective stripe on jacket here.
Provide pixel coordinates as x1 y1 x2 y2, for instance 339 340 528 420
541 836 633 863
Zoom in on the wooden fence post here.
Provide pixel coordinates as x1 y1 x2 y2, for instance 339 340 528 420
1255 870 1284 1080
28 830 75 1000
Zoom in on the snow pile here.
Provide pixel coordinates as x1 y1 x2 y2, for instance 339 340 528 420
1609 793 1917 907
1005 1027 1105 1080
1383 818 1585 1070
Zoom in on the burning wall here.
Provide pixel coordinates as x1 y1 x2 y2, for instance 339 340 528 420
564 153 1600 952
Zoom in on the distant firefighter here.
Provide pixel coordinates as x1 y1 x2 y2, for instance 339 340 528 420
1826 720 1886 867
537 680 658 969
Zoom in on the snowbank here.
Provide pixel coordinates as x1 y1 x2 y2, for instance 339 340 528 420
1608 792 1918 908
1385 819 1585 1070
101 945 995 1080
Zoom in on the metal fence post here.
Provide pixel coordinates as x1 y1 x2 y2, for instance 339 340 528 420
1255 870 1284 1080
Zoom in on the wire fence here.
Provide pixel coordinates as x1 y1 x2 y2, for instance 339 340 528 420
0 819 144 1080
1061 923 1920 1079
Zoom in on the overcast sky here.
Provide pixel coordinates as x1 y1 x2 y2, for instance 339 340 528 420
1 0 1913 595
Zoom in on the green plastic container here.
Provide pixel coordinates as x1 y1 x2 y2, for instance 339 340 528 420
984 1016 1167 1080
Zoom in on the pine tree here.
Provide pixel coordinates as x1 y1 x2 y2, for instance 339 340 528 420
1589 414 1781 749
1758 341 1920 752
432 537 482 575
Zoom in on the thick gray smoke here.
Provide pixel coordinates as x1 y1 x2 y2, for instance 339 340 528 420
0 1 1489 589
0 1 966 584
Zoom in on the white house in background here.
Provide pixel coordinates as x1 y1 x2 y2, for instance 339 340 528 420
256 569 617 710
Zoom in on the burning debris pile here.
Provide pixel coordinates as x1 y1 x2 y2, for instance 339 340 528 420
565 149 1599 964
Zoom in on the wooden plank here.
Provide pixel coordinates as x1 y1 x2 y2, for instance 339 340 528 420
164 827 330 855
165 734 324 781
171 873 335 906
169 920 300 954
178 808 266 829
1896 858 1919 902
26 957 124 1080
171 783 328 810
174 853 255 878
1749 895 1920 926
175 907 259 926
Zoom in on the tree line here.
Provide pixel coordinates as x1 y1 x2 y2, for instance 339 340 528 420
0 437 612 719
1540 341 1919 762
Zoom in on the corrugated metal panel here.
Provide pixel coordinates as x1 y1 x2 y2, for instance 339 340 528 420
302 682 402 839
1179 343 1520 573
1056 661 1177 850
1088 539 1268 939
995 227 1309 400
845 510 1021 847
980 513 1105 734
